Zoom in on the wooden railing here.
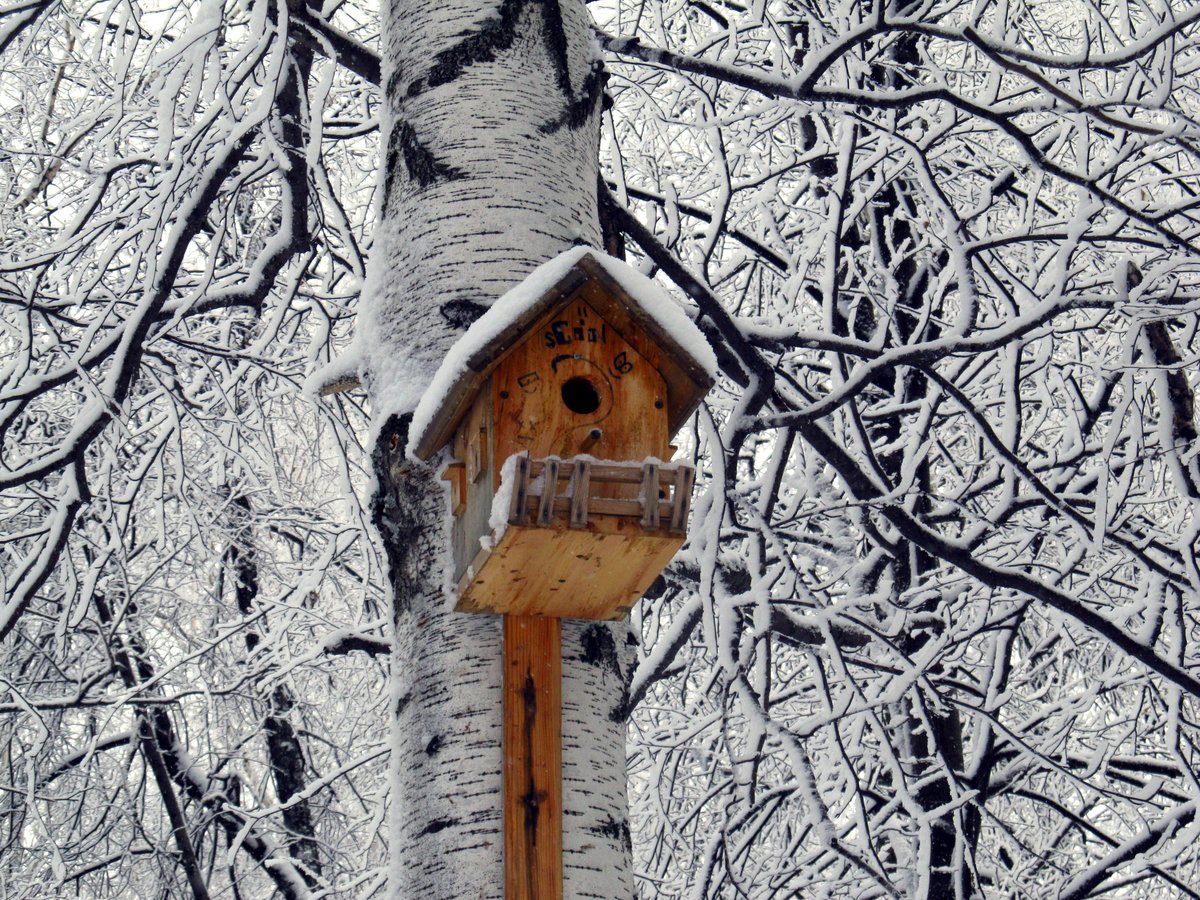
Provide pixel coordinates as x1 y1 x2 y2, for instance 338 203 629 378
505 451 694 534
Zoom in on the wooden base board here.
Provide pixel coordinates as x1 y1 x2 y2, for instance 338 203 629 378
456 522 684 620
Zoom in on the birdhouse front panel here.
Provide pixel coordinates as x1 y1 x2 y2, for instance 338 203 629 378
491 298 670 465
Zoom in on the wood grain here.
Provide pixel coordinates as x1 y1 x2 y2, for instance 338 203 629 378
492 298 670 465
456 523 684 619
504 615 562 900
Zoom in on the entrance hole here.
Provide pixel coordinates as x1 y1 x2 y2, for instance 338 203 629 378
561 377 601 415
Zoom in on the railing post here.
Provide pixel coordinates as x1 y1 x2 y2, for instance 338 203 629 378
537 459 560 527
569 460 591 529
641 462 660 531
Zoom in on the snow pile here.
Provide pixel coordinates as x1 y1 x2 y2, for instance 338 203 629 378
486 451 522 544
406 247 717 458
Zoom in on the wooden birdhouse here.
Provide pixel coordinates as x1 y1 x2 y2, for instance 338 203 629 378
409 248 716 620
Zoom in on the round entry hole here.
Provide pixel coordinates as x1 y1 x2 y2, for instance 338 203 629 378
561 377 601 415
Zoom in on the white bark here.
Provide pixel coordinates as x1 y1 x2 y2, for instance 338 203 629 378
367 0 603 408
369 2 629 897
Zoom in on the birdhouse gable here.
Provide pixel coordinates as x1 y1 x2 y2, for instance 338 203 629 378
408 247 716 462
490 296 671 463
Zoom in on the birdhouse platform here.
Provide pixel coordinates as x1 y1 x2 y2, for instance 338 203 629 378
455 452 694 620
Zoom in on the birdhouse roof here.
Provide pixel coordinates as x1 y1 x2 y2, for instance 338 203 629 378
408 247 717 461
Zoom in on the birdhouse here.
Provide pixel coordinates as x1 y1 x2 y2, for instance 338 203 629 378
409 248 716 620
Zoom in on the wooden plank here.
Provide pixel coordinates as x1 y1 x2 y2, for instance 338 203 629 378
517 495 668 521
504 615 562 900
457 524 685 619
531 459 645 484
575 255 713 385
450 388 495 584
457 455 695 619
410 374 485 462
468 424 488 481
411 271 588 461
509 451 531 526
670 464 694 534
537 459 559 527
569 460 590 529
574 256 714 438
588 463 648 483
530 458 689 484
440 462 467 516
641 462 660 531
466 268 588 373
453 540 497 615
584 497 667 520
412 252 714 462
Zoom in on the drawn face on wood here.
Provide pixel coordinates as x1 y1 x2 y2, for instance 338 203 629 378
492 299 669 462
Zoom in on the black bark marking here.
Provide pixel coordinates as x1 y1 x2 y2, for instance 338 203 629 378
425 734 444 756
534 0 603 132
385 66 403 103
540 63 605 134
424 817 457 834
579 623 630 722
579 623 620 673
371 413 429 617
410 0 530 97
404 0 599 133
384 119 463 193
440 298 488 328
538 0 574 98
589 814 631 853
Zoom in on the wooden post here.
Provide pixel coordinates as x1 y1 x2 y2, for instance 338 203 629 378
504 615 562 900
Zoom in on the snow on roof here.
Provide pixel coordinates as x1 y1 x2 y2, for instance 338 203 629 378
407 246 717 460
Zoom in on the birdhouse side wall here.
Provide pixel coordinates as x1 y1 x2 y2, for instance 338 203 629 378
450 383 495 585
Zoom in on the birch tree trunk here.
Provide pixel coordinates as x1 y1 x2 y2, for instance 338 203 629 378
366 2 631 897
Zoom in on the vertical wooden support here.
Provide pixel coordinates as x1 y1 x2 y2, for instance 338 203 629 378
537 459 560 527
669 464 694 534
441 462 467 516
641 462 660 531
509 452 532 526
504 616 562 900
569 460 591 529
